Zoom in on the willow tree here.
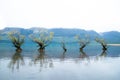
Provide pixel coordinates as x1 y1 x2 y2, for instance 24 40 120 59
8 31 25 51
61 40 67 52
30 31 54 51
75 35 90 51
95 37 107 50
60 40 67 61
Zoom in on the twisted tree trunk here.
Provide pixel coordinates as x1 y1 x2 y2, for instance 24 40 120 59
80 45 86 51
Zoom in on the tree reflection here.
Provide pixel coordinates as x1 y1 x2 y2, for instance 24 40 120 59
33 50 53 71
75 50 89 65
79 50 89 59
99 50 107 57
60 51 66 61
8 50 24 71
96 50 107 60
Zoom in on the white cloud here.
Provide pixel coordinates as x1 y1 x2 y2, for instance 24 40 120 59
0 0 120 32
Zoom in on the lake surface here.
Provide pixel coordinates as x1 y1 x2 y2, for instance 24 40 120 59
0 41 120 80
0 40 120 58
0 57 120 80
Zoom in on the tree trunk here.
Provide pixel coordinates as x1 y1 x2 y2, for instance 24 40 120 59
63 47 67 52
102 45 107 51
80 45 86 51
16 47 22 52
38 47 45 52
100 50 107 57
79 49 88 58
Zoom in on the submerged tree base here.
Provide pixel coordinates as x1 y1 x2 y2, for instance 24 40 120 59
80 48 84 51
38 48 45 52
79 49 88 58
102 48 107 51
16 48 22 52
100 50 107 57
63 49 67 52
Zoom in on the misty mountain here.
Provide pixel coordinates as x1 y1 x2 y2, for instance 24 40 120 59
101 31 120 43
0 27 33 36
0 27 120 43
49 28 99 37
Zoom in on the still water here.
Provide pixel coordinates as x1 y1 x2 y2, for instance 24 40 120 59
0 50 120 80
0 56 120 80
0 41 120 80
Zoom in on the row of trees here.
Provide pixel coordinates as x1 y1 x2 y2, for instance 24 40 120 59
0 31 107 52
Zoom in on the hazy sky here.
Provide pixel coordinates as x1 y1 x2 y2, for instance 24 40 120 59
0 0 120 32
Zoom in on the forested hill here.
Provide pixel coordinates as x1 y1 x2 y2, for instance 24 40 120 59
0 27 120 43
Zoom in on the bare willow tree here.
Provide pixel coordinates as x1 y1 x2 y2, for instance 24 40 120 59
95 37 107 50
8 31 25 51
60 39 67 61
75 34 90 51
30 31 54 51
61 39 67 52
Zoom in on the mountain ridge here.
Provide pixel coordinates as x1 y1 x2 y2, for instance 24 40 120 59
0 27 120 43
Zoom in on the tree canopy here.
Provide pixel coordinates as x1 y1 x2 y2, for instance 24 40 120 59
8 31 25 51
30 30 54 51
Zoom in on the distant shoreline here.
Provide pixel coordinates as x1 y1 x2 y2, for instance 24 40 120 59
108 44 120 46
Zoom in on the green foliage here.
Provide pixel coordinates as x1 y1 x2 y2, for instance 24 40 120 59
95 37 107 50
30 31 54 50
8 31 25 50
75 34 90 50
95 37 107 45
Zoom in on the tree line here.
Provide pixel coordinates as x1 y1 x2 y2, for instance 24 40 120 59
0 30 107 52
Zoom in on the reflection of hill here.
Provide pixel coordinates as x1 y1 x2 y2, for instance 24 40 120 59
8 51 24 71
102 31 120 43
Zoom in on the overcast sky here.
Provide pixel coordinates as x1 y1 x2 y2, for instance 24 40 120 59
0 0 120 32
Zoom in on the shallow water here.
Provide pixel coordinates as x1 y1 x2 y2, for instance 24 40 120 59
0 41 120 58
0 41 120 80
0 57 120 80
